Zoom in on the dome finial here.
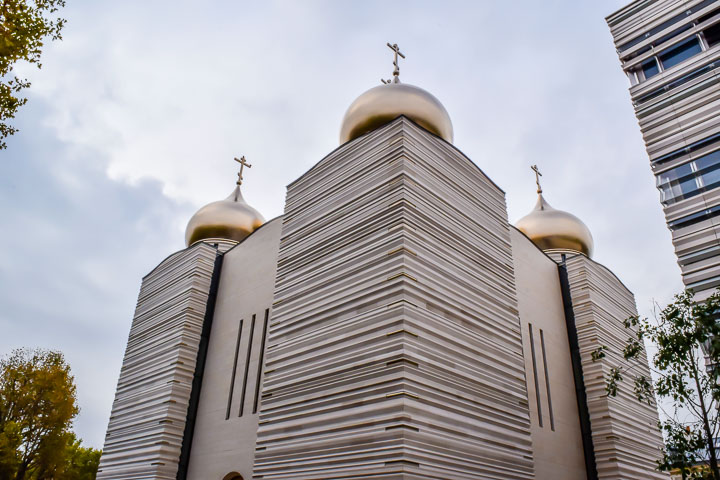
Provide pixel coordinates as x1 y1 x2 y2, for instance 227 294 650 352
341 43 453 144
381 42 405 85
184 155 265 247
531 164 543 194
515 166 595 257
234 155 252 186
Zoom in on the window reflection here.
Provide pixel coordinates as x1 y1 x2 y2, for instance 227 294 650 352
658 149 720 204
642 58 660 79
659 37 703 69
705 22 720 47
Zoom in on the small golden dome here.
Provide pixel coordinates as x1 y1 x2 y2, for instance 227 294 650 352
185 186 265 247
339 82 454 144
515 193 594 257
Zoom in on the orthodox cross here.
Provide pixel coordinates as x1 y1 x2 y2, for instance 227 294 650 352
531 164 543 194
382 42 405 84
234 156 252 186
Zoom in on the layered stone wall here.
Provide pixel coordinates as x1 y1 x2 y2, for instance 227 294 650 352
253 118 535 479
563 253 666 479
97 243 220 480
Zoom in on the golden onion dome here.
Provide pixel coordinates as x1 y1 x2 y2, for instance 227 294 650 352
339 82 454 144
515 193 594 257
185 185 265 247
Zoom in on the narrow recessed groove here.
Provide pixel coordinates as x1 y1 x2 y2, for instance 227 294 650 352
386 358 419 368
386 246 418 256
386 329 419 337
385 299 419 309
386 272 418 282
239 314 256 417
386 391 419 399
539 328 555 431
385 424 420 432
388 199 417 209
226 318 243 420
253 309 270 414
385 460 420 467
528 323 543 428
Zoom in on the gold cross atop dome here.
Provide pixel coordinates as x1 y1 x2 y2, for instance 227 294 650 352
531 164 542 194
184 155 265 246
234 156 252 186
381 43 405 84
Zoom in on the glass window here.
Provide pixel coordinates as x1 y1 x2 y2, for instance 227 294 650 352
702 167 720 190
696 150 720 171
668 204 720 230
657 149 720 204
642 58 660 79
659 162 694 184
654 24 693 49
659 37 703 70
698 151 720 190
698 6 720 25
704 23 720 48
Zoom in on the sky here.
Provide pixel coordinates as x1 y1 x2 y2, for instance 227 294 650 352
0 0 685 449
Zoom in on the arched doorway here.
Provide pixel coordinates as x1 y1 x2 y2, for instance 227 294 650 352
222 473 243 480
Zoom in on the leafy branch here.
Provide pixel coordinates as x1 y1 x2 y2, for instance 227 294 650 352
0 0 66 149
593 290 720 479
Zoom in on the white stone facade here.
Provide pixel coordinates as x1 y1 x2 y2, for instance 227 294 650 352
99 118 666 479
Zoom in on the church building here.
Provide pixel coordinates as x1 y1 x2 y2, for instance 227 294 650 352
96 46 666 480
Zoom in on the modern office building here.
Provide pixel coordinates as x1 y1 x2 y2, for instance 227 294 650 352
607 0 720 300
97 55 665 479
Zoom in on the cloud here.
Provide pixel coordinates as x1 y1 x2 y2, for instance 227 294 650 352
0 99 191 446
1 0 683 447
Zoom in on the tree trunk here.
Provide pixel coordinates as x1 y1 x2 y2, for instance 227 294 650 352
693 368 720 479
14 462 27 480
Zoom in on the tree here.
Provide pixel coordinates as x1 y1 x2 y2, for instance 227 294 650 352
0 0 66 149
59 432 101 480
593 290 720 479
0 348 99 480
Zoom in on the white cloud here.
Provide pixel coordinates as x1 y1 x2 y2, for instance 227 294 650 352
3 0 685 447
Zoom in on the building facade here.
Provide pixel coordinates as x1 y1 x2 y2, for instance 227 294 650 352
607 0 720 300
97 62 666 479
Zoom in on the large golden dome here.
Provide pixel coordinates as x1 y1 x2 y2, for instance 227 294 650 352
185 186 265 247
515 193 594 257
339 82 454 144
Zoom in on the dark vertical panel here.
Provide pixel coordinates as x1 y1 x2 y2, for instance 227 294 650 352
558 261 598 480
176 251 224 480
226 319 244 420
528 323 543 428
253 309 270 414
239 314 256 417
539 328 555 431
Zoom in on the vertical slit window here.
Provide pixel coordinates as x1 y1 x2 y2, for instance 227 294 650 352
253 309 270 414
528 323 543 428
539 329 555 431
225 319 244 420
238 314 256 417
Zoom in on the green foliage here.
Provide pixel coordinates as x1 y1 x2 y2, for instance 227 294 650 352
591 345 607 361
0 348 100 480
594 290 720 479
658 423 708 479
59 433 101 480
0 0 66 149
